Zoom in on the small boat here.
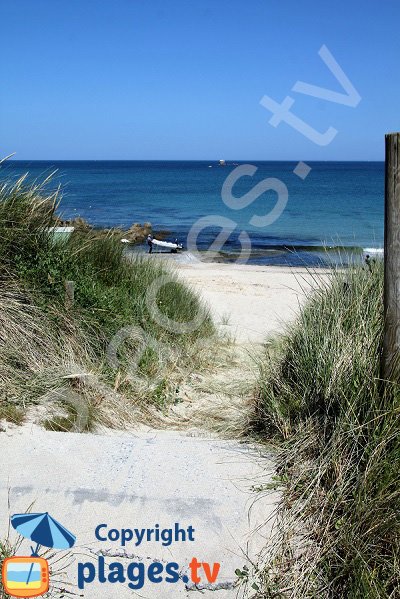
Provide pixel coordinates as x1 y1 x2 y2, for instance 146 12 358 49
219 159 226 166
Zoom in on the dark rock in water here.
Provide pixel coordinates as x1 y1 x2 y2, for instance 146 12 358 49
124 222 153 243
53 217 157 245
153 229 171 241
55 216 92 232
69 217 92 232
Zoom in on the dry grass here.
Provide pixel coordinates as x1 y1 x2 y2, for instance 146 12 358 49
0 174 216 431
0 284 92 424
161 341 258 436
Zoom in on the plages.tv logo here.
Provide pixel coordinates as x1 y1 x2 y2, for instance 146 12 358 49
1 512 76 598
77 522 222 592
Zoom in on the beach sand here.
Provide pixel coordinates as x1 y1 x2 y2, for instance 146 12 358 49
176 262 329 344
0 260 330 598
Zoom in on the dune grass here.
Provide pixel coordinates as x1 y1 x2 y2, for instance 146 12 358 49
254 262 399 598
0 175 215 429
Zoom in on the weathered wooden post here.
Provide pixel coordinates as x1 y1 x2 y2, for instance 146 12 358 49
64 280 75 310
382 132 400 381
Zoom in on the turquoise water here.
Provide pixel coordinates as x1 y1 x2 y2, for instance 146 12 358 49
1 160 384 266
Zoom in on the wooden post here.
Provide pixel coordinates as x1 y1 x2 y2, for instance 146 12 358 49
65 280 75 310
382 133 400 381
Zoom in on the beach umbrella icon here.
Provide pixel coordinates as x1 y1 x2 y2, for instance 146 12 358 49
11 512 76 586
11 512 76 554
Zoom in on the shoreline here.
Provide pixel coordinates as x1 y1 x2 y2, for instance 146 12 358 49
127 243 382 268
53 217 383 268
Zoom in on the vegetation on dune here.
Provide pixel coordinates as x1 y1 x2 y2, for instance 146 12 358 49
254 263 399 598
0 175 215 429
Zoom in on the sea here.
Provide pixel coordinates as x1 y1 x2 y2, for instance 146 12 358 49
1 160 384 267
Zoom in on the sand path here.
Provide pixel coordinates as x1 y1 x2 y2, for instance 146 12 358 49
0 264 323 598
177 262 326 343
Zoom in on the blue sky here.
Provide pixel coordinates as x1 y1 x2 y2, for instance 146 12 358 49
1 0 399 160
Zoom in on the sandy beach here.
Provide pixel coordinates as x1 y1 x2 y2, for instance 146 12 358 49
176 261 329 344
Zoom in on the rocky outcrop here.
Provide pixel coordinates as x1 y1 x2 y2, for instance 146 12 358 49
55 216 92 232
124 222 152 243
54 216 157 245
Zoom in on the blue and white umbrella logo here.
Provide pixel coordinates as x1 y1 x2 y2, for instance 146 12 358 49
11 512 76 555
9 512 76 588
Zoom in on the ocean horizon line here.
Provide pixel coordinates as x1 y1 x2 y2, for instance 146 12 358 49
7 158 385 163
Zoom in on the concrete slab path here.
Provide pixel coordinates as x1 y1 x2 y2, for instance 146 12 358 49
0 425 278 598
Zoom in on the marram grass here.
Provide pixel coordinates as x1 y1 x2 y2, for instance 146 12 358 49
0 175 215 429
254 262 399 598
